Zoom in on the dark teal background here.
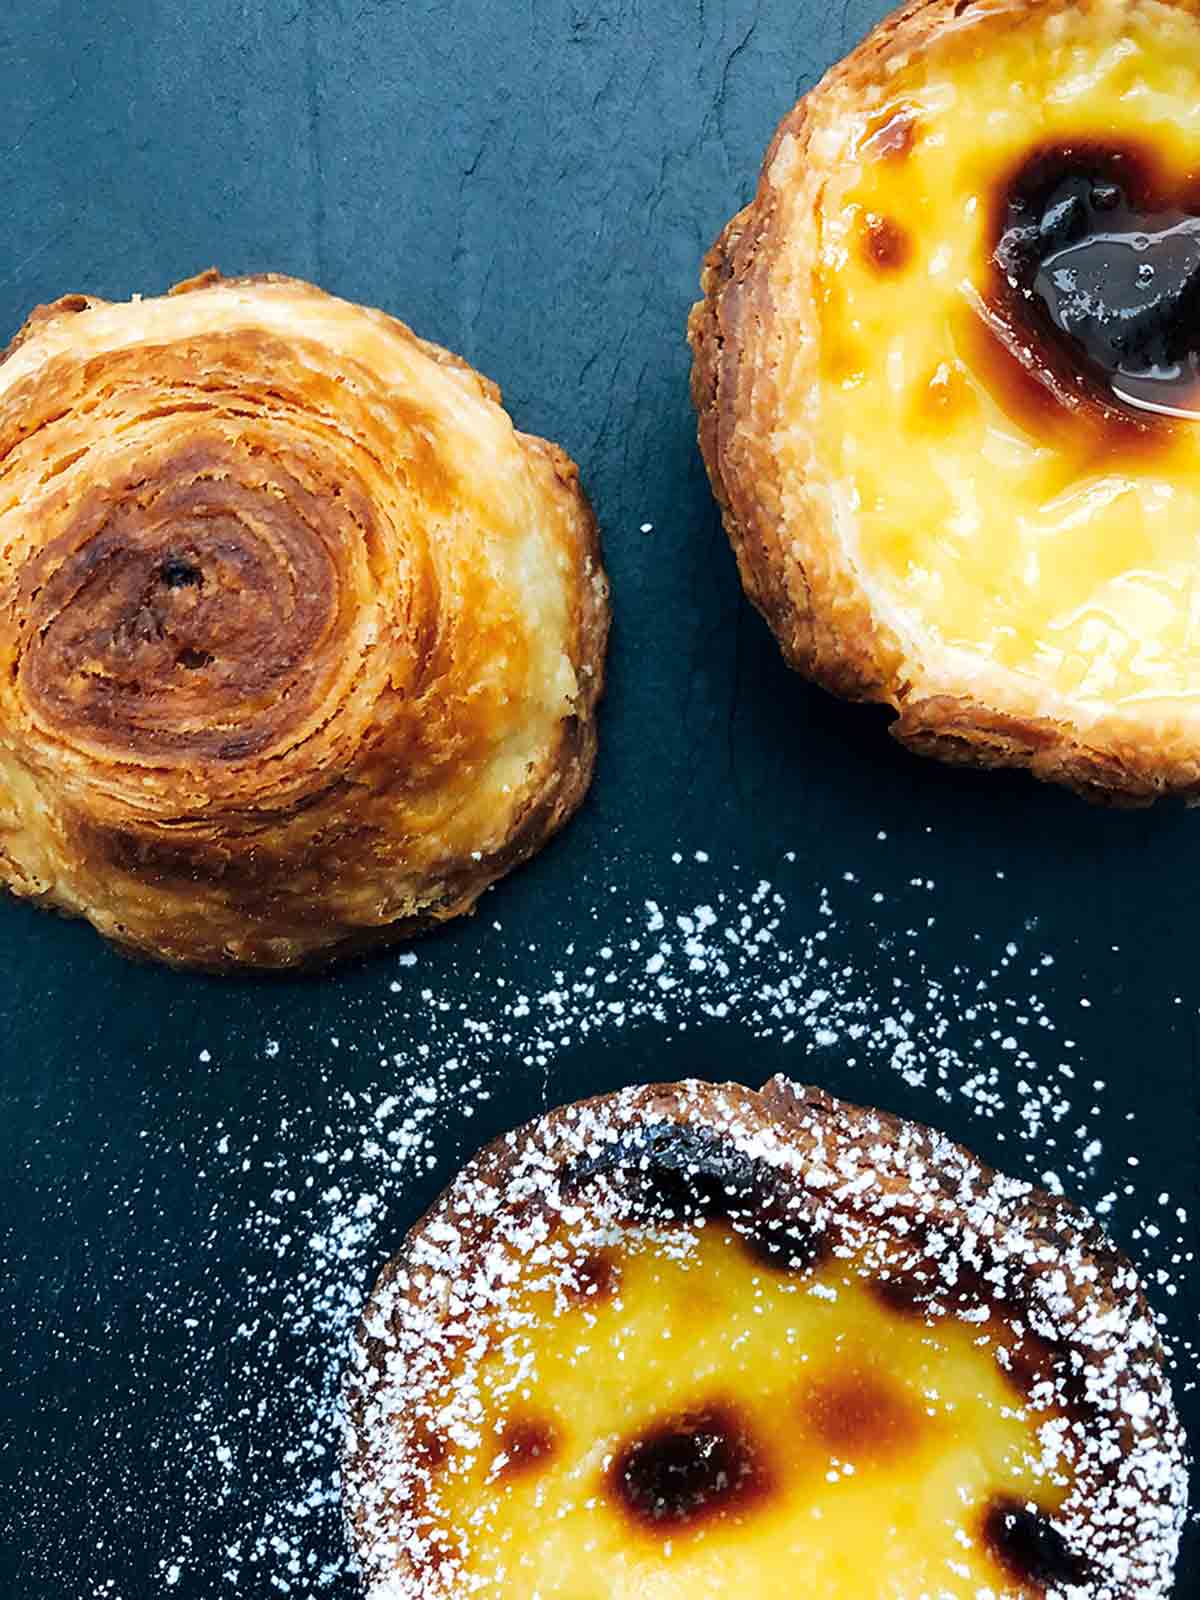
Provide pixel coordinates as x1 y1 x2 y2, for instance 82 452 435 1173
0 2 1195 1595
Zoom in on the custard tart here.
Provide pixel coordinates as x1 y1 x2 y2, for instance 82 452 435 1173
343 1077 1187 1598
0 272 608 969
690 0 1200 801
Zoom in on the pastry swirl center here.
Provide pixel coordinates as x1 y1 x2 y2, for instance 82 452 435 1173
17 440 345 764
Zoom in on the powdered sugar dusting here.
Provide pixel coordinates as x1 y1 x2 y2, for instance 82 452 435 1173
3 852 1195 1596
344 1077 1188 1597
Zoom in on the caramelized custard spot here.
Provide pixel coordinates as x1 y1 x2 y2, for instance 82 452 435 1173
609 1401 770 1530
866 1247 992 1322
493 1415 560 1483
1001 1333 1090 1421
412 1420 449 1474
912 359 978 432
983 1497 1091 1590
562 1123 826 1278
567 1249 619 1305
862 213 912 272
867 1267 934 1316
800 1369 924 1460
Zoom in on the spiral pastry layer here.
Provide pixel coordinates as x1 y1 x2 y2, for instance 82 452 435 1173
0 272 608 969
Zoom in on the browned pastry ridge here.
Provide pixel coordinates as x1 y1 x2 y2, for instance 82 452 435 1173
0 271 609 969
343 1077 1188 1599
690 0 1200 803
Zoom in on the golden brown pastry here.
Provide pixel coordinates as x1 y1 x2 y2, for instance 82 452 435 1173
0 272 608 969
343 1077 1187 1599
690 0 1200 802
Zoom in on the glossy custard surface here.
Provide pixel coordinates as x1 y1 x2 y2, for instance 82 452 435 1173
418 1222 1079 1598
801 0 1200 716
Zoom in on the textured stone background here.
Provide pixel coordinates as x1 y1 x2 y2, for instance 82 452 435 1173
0 2 1196 1595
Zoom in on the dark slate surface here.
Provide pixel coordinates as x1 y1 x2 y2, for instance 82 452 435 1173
0 2 1196 1596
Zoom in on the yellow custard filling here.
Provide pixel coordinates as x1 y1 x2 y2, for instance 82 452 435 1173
421 1223 1075 1598
802 0 1200 716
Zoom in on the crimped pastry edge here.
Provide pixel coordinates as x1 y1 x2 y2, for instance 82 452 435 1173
342 1074 1189 1599
688 0 1200 805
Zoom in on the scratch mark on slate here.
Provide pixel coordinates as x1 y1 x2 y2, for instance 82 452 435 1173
719 11 761 108
0 217 78 291
7 75 81 160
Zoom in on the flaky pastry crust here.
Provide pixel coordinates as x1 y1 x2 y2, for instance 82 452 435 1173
344 1076 1187 1598
0 272 608 969
690 0 1200 803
